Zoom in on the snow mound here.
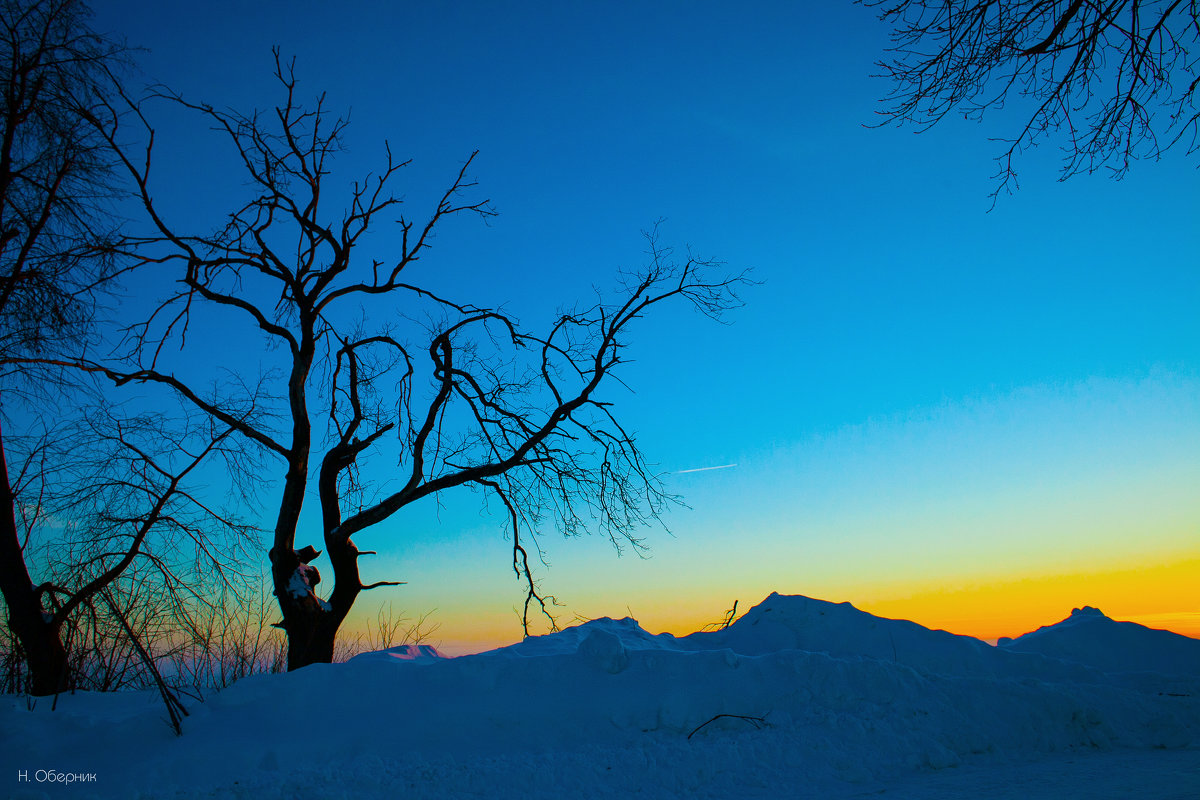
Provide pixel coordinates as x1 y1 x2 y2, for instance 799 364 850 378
490 615 682 658
1001 605 1200 676
347 643 445 663
680 593 997 674
678 593 1097 682
4 593 1198 799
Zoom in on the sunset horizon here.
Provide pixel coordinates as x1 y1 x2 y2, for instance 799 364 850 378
5 1 1198 796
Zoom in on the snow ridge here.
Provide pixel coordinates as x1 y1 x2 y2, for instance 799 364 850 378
1000 605 1200 676
5 593 1197 800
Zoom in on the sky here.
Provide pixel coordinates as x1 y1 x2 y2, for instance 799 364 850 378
88 1 1199 653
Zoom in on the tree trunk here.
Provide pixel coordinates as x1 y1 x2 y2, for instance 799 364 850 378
285 619 336 670
271 542 341 671
273 535 360 671
0 423 70 695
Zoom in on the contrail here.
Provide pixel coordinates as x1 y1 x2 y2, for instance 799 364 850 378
674 463 738 475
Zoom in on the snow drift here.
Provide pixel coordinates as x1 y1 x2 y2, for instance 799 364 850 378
4 594 1198 799
1000 604 1200 675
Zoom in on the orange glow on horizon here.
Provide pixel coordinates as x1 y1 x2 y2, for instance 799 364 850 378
854 557 1200 641
343 555 1200 656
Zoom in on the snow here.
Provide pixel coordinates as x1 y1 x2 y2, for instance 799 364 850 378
3 593 1197 799
346 643 445 664
286 564 331 611
1001 605 1200 676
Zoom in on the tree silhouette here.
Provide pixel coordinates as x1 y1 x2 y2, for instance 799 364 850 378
864 0 1199 197
7 406 261 693
100 52 748 670
0 0 129 695
0 0 258 696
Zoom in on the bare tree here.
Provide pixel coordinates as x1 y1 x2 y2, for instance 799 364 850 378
3 401 261 695
0 0 263 697
165 577 286 692
864 0 1200 197
98 51 748 671
0 0 129 696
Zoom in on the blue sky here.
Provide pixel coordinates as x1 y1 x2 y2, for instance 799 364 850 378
92 1 1199 651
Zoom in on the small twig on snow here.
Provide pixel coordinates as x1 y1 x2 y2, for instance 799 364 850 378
687 713 767 740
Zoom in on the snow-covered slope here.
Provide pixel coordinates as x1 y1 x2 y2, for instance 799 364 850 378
1000 605 1200 675
676 593 1098 681
346 643 446 664
4 594 1197 799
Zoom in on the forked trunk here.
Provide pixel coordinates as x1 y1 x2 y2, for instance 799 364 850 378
271 543 344 670
272 535 361 671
